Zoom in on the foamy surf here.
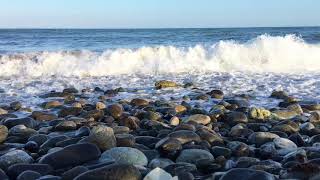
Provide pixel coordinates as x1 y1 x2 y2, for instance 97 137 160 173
1 34 320 77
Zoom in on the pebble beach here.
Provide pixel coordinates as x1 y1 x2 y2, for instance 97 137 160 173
1 79 320 180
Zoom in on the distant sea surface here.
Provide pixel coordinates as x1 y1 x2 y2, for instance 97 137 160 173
0 27 320 108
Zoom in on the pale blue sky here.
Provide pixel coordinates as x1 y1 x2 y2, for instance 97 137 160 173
0 0 319 28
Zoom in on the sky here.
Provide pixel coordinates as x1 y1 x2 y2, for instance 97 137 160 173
0 0 319 28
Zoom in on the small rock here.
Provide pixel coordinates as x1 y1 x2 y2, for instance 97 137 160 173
155 80 178 89
176 149 214 164
169 116 180 126
100 147 148 166
0 150 33 170
249 107 271 120
0 125 8 143
96 102 106 110
185 114 211 125
226 111 248 125
143 167 172 180
131 98 149 106
79 125 116 151
54 121 77 131
107 104 123 119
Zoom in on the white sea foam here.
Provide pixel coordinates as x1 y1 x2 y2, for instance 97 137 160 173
0 34 320 77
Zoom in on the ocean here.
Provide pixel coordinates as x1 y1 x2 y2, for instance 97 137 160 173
0 27 320 109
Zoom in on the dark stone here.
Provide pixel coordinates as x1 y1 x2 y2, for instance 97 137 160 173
168 130 201 144
74 163 141 180
220 168 275 180
58 107 83 118
28 134 48 146
106 104 123 119
0 169 8 180
16 170 41 180
116 134 135 147
135 136 160 149
7 163 53 178
155 137 182 158
39 143 101 169
25 141 39 153
226 111 248 125
54 121 77 131
3 117 37 129
61 166 88 180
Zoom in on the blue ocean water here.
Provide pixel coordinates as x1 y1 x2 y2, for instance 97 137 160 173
0 27 319 53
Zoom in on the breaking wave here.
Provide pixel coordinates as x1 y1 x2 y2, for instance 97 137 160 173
1 34 320 77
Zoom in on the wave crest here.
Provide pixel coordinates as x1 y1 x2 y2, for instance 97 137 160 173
1 34 320 77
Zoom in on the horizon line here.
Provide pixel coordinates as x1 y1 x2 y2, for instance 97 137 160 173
0 25 319 30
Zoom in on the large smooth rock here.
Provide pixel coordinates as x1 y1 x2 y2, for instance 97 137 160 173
185 114 211 125
74 163 141 180
176 149 214 164
0 150 33 170
220 168 275 180
143 167 172 180
0 125 8 143
100 147 148 166
39 143 101 169
80 125 116 151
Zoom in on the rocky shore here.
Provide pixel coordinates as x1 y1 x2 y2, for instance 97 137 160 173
1 80 320 180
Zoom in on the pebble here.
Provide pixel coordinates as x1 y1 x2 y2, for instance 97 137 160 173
100 147 148 166
79 125 116 151
0 150 33 170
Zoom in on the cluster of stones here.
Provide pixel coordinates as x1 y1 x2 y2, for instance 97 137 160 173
0 80 320 180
